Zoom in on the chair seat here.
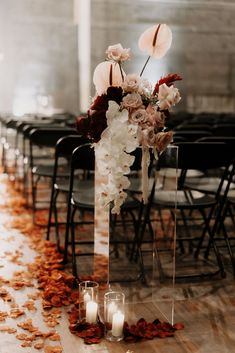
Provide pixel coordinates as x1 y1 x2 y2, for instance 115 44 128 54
32 164 71 177
128 176 155 194
185 177 235 194
72 186 95 209
56 179 93 193
153 190 216 208
72 186 141 210
158 168 204 178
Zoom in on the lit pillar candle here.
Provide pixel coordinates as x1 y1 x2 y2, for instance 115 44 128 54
107 302 117 323
112 311 124 337
83 291 91 304
86 301 98 323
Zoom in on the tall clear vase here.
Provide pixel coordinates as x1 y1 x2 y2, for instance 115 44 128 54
93 149 110 286
93 145 178 326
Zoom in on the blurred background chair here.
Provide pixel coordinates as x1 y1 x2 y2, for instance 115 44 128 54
28 126 78 224
46 134 89 247
136 142 235 281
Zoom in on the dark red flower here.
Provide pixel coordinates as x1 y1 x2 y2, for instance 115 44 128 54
88 109 107 142
91 95 109 111
77 86 124 142
91 87 123 111
106 86 123 104
76 115 90 137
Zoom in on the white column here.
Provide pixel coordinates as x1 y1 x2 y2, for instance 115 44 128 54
74 0 91 112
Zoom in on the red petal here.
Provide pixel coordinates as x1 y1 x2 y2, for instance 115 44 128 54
173 322 185 330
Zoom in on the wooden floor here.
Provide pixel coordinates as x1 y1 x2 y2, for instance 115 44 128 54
0 174 235 353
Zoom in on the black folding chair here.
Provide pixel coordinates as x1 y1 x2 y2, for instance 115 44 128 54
46 134 89 246
137 142 235 280
28 127 77 223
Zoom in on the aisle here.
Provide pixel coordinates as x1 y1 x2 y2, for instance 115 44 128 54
0 175 181 353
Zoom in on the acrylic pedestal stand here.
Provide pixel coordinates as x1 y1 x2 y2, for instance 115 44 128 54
93 145 178 332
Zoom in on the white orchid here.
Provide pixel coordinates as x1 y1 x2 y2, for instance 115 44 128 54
95 101 139 213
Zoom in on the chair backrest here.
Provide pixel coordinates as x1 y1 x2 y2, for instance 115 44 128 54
49 135 91 188
28 127 77 147
190 114 219 125
68 144 95 193
212 124 235 137
28 127 78 168
55 134 89 158
158 142 235 199
175 142 234 171
197 136 235 146
173 130 213 142
174 124 212 132
71 144 95 172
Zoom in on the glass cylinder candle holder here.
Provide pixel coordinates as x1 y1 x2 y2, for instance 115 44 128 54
78 281 99 323
104 291 125 342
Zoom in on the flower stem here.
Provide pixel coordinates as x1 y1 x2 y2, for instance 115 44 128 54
118 62 124 81
140 56 151 77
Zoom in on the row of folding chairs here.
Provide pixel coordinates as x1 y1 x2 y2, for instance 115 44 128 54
1 115 235 282
0 121 144 280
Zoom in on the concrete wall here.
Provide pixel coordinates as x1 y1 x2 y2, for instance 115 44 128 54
0 0 235 115
0 0 78 115
90 0 235 113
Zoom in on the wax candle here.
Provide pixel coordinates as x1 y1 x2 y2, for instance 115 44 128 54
86 301 98 323
107 301 117 323
83 291 91 304
112 311 124 337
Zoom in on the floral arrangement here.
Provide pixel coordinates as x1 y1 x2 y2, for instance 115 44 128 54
77 24 182 214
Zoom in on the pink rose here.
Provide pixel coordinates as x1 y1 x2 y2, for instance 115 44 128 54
130 108 148 125
121 92 143 110
93 61 125 95
139 127 156 147
155 131 173 152
146 104 165 128
106 43 131 62
158 83 181 110
138 24 172 59
122 74 141 93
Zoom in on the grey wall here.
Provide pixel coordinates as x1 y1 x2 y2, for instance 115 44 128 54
0 0 78 115
90 0 235 113
0 0 235 115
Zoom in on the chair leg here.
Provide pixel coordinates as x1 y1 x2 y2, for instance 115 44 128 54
195 208 226 278
63 194 73 264
70 206 78 278
209 200 235 277
132 203 154 282
31 175 40 224
129 202 145 261
220 222 235 277
53 191 61 250
46 183 55 240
